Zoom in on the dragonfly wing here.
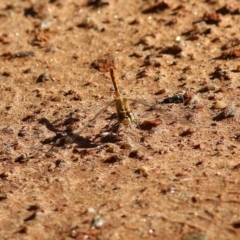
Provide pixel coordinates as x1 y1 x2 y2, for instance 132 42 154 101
126 98 153 108
126 98 196 125
66 100 116 144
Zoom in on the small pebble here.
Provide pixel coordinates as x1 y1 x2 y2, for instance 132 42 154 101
120 141 133 150
103 155 123 163
36 72 51 83
78 16 105 32
155 89 166 95
213 101 227 109
50 96 61 102
87 207 96 213
140 119 159 130
91 215 105 229
105 143 119 153
199 84 217 92
129 150 144 160
136 166 149 178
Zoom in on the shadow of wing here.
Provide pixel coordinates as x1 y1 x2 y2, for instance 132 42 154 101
65 100 116 144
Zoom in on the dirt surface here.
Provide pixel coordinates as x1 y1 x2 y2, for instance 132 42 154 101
1 0 240 239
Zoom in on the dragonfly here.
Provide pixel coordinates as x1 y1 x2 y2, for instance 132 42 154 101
61 68 157 145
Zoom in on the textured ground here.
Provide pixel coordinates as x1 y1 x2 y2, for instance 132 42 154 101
0 0 240 239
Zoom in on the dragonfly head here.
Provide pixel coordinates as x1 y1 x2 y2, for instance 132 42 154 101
121 115 135 126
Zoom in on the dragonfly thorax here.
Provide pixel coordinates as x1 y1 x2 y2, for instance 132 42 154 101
116 98 135 126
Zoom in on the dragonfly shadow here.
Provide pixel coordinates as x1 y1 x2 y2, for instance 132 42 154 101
39 117 60 133
39 117 99 149
65 132 98 148
92 122 124 143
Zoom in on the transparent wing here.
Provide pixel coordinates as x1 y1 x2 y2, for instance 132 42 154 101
127 98 153 108
65 100 116 144
126 98 201 127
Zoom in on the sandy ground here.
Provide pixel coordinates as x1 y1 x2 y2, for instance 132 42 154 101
0 0 240 239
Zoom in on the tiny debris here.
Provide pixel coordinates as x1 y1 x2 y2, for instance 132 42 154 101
221 38 240 50
183 232 207 240
129 52 142 58
91 215 105 229
31 29 49 47
24 212 37 222
45 45 59 53
1 126 14 136
232 163 240 170
235 65 240 72
136 67 149 79
155 88 166 95
0 34 10 44
11 51 35 58
186 21 211 40
91 53 118 72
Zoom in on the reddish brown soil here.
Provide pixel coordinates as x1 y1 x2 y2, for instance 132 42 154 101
1 0 240 239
